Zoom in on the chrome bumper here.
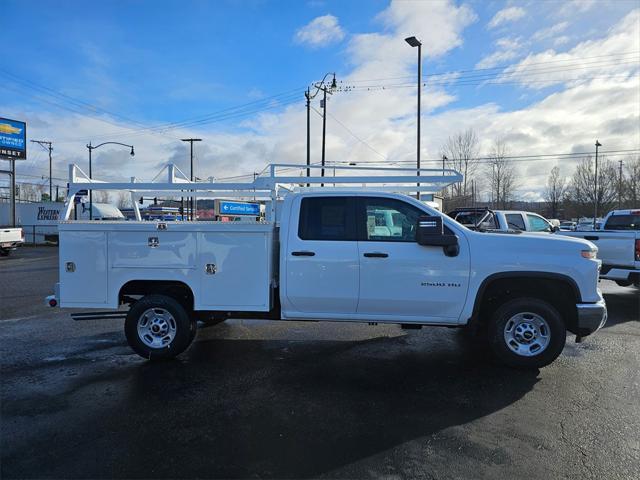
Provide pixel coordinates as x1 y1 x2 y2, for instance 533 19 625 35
576 298 607 337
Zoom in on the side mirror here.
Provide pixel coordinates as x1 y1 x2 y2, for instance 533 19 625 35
551 225 560 233
417 215 459 256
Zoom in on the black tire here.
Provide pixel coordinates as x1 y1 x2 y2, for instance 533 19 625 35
615 280 632 287
124 294 196 360
0 249 10 257
487 297 566 369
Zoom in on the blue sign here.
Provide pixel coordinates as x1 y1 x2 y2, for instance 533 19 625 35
218 201 260 216
0 117 27 160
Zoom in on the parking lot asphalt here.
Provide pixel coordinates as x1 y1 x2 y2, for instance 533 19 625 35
1 246 639 479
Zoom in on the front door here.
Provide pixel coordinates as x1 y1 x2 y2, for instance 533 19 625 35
284 196 359 316
356 196 470 323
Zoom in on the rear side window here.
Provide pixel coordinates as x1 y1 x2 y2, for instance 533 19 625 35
298 197 356 241
604 214 640 230
505 214 526 231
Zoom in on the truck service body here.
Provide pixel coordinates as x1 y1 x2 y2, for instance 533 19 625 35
49 163 607 368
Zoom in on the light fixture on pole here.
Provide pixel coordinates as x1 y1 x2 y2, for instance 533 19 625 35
405 36 422 200
86 142 135 220
593 140 601 230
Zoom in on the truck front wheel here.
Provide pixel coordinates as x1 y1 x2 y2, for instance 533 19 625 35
124 294 196 360
487 297 566 369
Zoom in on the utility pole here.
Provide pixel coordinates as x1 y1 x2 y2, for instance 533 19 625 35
306 73 337 187
31 140 53 201
321 87 328 183
305 87 311 184
594 140 601 230
618 159 624 209
181 138 202 220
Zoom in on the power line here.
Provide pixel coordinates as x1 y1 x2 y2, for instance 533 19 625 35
342 50 640 84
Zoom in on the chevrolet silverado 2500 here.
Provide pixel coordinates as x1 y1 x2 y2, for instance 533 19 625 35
48 163 607 368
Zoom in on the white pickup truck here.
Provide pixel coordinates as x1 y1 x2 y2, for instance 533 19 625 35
48 163 607 368
448 207 557 233
0 227 24 256
559 209 640 287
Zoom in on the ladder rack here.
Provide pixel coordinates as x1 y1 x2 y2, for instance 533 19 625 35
63 163 462 221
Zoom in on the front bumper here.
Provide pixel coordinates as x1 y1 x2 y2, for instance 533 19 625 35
576 298 607 337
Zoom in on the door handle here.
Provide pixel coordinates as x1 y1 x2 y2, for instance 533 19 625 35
364 252 389 258
291 251 315 256
584 236 599 241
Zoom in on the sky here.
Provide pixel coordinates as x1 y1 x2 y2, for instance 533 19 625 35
1 0 639 201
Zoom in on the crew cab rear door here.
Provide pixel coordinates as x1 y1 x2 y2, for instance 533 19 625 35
284 196 359 316
355 196 470 323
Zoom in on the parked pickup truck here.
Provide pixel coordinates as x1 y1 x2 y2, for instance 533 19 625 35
48 163 607 368
448 207 557 233
0 227 24 256
559 209 640 287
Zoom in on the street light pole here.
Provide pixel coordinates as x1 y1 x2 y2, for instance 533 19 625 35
181 138 202 220
618 159 624 209
405 36 422 200
594 140 602 230
86 142 135 220
31 140 53 201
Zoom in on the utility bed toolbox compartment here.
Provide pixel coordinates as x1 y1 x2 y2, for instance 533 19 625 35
58 221 274 310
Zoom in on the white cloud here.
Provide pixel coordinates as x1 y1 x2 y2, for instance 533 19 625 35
532 21 569 42
559 0 597 16
487 6 526 29
476 37 523 68
294 14 345 48
499 9 640 89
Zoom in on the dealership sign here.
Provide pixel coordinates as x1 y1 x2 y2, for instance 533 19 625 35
215 200 261 216
0 117 27 160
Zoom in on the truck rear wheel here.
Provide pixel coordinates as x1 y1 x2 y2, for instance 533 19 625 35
125 294 196 360
487 297 566 369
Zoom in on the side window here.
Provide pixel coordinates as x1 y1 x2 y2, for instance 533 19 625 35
505 213 526 231
359 197 423 242
527 214 551 232
298 197 356 241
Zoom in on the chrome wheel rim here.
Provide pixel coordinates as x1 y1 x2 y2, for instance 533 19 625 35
503 312 550 357
137 308 176 348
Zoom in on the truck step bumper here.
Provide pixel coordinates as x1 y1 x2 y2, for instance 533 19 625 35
575 298 607 338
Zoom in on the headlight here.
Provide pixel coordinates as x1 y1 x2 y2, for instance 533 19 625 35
581 249 597 259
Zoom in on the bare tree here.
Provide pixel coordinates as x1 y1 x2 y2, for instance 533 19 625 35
93 191 112 204
567 156 618 217
116 191 132 209
544 166 567 218
441 129 481 197
485 138 517 209
623 156 640 207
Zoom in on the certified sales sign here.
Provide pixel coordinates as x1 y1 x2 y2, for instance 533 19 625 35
0 117 27 160
216 200 261 216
